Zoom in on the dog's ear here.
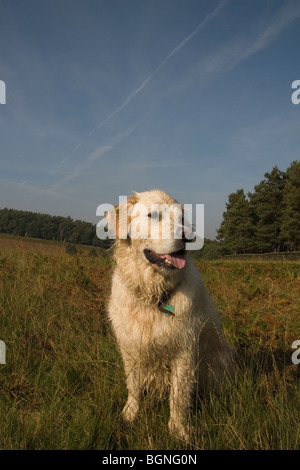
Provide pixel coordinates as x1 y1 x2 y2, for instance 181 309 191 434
106 194 138 239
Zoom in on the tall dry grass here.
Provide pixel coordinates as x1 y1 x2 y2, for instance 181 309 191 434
0 244 299 449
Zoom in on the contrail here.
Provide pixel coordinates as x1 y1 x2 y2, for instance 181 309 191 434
50 125 137 191
38 0 227 188
89 0 228 136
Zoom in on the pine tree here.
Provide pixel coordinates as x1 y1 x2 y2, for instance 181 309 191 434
281 160 300 250
248 166 285 252
217 189 254 254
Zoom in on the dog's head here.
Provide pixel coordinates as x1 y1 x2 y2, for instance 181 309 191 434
106 190 194 273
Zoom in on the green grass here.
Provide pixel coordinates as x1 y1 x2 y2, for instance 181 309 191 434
0 246 299 449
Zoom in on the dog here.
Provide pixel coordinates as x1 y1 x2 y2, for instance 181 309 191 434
106 189 235 441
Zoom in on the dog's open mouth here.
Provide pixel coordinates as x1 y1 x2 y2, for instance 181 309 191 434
144 249 186 270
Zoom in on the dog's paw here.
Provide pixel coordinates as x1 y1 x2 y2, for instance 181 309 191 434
168 418 190 443
122 399 139 422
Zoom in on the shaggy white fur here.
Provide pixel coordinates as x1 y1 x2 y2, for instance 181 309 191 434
106 189 235 441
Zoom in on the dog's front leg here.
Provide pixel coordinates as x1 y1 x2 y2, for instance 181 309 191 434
121 351 142 422
168 354 194 441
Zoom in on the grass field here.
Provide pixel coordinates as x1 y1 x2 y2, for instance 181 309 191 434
0 235 299 450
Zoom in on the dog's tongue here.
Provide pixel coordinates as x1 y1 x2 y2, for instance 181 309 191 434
163 253 186 269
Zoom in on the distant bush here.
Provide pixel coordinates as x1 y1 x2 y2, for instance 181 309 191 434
65 243 77 255
88 248 98 257
190 239 220 260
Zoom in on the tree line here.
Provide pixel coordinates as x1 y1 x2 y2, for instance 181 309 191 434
1 160 299 257
217 160 300 254
0 209 110 249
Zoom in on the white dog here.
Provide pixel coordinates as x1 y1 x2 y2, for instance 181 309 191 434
106 189 235 441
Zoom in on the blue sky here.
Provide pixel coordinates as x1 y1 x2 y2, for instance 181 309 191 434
0 0 300 238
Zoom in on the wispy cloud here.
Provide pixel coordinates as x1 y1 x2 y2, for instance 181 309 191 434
37 0 300 194
126 159 184 171
170 1 300 93
227 116 300 163
0 178 62 203
88 0 228 137
0 177 96 221
39 0 227 189
50 125 137 191
50 145 112 191
243 1 300 58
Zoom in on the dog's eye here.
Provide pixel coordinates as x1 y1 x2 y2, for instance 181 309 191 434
148 211 159 219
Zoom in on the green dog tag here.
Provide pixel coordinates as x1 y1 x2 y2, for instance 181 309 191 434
163 304 174 316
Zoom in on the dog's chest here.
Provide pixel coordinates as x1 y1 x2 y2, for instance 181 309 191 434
108 270 196 355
